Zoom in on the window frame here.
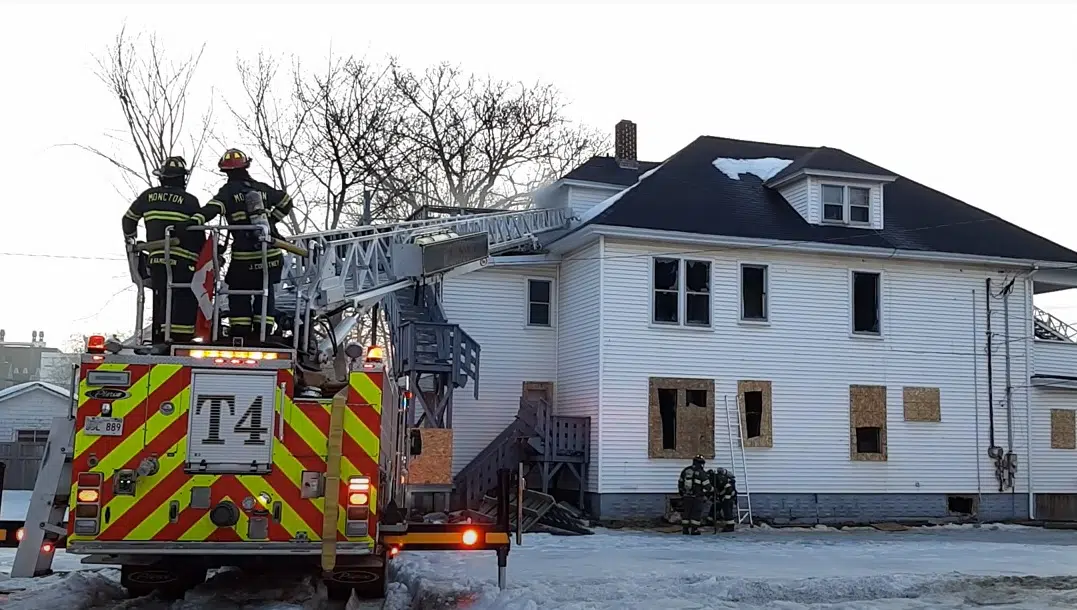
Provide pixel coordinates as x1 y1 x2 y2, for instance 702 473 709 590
849 269 884 338
820 183 872 226
525 277 554 328
738 262 770 324
16 429 49 443
650 256 713 329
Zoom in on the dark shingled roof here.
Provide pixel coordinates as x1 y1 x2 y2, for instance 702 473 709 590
577 135 1077 264
562 156 662 187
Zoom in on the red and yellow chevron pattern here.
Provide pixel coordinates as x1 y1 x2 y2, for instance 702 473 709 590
67 361 383 547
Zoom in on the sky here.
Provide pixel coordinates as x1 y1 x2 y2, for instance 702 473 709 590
2 2 1077 348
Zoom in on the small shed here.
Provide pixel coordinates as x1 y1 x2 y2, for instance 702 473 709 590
0 381 71 489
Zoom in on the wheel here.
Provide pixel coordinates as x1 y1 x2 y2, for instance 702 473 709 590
120 564 204 599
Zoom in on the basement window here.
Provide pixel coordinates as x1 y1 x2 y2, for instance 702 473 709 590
855 426 882 454
851 271 881 335
743 391 763 438
658 388 677 450
740 264 768 321
947 495 976 516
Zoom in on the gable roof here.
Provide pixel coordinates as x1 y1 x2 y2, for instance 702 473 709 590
562 156 662 187
0 381 70 404
577 135 1077 264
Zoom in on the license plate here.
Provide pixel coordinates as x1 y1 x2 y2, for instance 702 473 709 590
84 416 124 436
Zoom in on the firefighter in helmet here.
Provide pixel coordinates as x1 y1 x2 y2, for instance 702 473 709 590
122 156 206 347
677 454 714 535
203 148 294 343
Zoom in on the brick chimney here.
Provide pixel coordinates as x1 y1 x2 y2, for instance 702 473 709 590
614 120 638 170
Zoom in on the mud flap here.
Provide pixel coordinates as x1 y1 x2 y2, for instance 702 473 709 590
321 386 348 572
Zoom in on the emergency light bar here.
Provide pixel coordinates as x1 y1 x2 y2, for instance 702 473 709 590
176 349 285 361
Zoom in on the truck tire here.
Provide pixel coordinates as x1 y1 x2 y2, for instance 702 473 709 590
120 564 204 600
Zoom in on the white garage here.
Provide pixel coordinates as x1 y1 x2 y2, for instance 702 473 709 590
0 381 71 489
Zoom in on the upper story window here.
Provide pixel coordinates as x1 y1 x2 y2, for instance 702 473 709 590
527 279 553 327
822 184 871 225
653 257 711 327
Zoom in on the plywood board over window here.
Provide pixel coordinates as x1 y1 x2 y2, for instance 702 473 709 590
903 387 941 422
648 377 715 459
738 380 773 448
1051 409 1076 450
850 385 887 461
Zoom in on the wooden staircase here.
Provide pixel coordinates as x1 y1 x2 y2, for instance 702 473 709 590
453 395 591 511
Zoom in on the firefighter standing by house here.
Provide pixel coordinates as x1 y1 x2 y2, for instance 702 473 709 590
121 156 205 349
203 148 293 342
710 467 737 532
678 455 714 535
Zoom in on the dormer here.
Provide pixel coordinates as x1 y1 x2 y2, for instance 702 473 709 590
765 148 898 230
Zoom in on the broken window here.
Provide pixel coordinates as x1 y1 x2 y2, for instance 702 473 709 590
743 391 763 438
849 187 870 223
686 389 707 408
527 279 552 327
855 426 882 454
652 257 679 324
852 271 881 334
684 260 711 326
740 264 767 321
658 388 677 450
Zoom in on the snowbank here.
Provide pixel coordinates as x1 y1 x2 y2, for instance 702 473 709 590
1 570 126 610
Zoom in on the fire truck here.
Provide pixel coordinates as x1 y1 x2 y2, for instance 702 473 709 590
9 205 570 600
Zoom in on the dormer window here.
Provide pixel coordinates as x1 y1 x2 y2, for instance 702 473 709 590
822 184 871 225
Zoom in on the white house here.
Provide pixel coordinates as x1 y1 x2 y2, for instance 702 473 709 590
442 120 1077 523
0 381 71 489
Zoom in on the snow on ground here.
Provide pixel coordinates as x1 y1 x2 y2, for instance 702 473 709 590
389 525 1077 609
3 524 1077 608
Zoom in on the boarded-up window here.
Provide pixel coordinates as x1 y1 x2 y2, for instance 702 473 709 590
903 387 941 422
850 385 887 461
738 380 773 448
648 377 715 459
1051 409 1076 450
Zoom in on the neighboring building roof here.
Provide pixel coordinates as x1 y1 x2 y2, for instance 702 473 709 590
0 381 70 404
578 135 1077 263
562 156 662 187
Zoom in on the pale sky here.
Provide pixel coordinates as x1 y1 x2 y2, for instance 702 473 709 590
3 2 1077 347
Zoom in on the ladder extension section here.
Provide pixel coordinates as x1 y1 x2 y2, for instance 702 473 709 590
12 416 75 578
1034 306 1077 342
723 395 754 527
280 208 570 321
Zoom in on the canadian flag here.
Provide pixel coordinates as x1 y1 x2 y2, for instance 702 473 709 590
191 240 216 341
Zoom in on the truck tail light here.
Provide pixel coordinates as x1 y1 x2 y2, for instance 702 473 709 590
74 471 102 536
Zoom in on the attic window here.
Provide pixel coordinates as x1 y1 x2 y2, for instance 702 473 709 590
822 184 871 225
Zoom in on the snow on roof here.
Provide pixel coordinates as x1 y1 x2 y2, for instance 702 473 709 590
575 161 666 226
712 157 793 182
0 380 70 403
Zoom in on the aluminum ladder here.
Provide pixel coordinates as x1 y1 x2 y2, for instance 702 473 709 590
723 395 754 527
11 415 76 577
277 207 571 356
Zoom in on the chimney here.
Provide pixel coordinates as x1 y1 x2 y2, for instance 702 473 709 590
614 120 638 170
32 331 37 343
0 329 5 342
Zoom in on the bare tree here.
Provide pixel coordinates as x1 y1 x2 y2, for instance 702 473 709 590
74 26 214 199
227 52 313 234
387 61 608 213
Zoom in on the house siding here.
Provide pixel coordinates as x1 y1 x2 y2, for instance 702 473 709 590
567 185 620 219
778 179 811 224
1033 340 1077 377
1029 339 1077 496
596 238 1031 515
441 266 558 476
556 240 602 491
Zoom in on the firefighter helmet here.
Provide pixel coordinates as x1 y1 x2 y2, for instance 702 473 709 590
218 148 252 172
152 156 189 179
693 454 706 467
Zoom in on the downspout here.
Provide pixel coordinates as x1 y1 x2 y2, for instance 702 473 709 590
554 263 560 415
972 289 982 510
596 236 606 502
1024 267 1039 519
985 279 997 455
1003 281 1015 502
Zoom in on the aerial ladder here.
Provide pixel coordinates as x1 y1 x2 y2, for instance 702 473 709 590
10 204 571 598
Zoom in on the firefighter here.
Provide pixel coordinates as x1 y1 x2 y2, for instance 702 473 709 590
121 156 205 348
677 454 714 535
204 148 293 343
710 467 737 532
